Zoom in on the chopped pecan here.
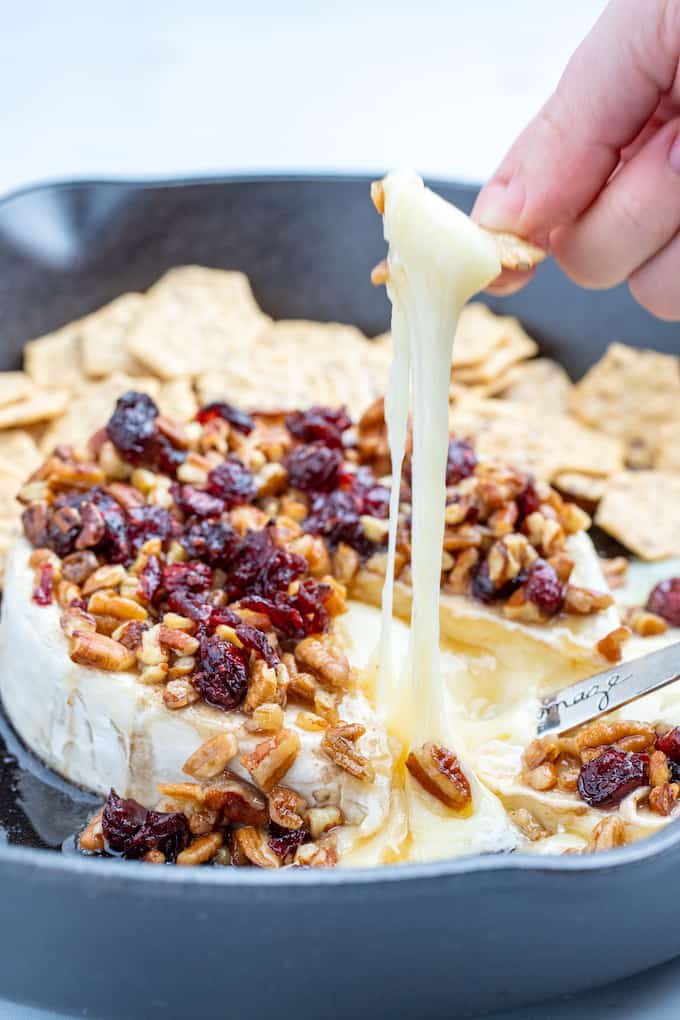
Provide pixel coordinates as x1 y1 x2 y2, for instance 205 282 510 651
564 585 614 615
295 710 328 732
176 832 223 867
74 502 105 550
622 607 668 637
87 590 148 621
547 551 575 583
332 543 360 585
307 806 342 839
649 750 671 787
245 703 285 733
406 742 471 808
649 783 680 817
61 550 98 585
522 736 562 769
243 660 279 713
21 502 49 546
590 816 625 851
574 719 655 755
233 826 280 868
79 809 104 852
158 624 199 655
163 679 200 709
294 841 338 867
524 511 566 557
321 723 375 783
203 771 268 826
508 808 549 842
444 548 479 595
487 533 537 588
601 556 628 590
240 729 301 791
524 763 558 791
82 563 127 596
111 620 147 650
295 634 350 690
182 732 238 780
268 786 307 830
69 631 136 671
597 626 632 663
60 606 97 639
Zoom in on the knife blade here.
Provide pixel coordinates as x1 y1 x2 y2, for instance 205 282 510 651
537 642 680 737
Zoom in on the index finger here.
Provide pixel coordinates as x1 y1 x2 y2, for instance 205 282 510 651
472 0 680 239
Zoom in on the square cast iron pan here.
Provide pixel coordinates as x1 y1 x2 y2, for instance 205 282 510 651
0 175 678 1020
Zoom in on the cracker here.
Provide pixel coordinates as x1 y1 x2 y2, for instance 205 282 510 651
80 293 147 379
553 471 607 505
655 421 680 474
0 373 36 408
126 266 271 380
484 230 547 272
0 389 69 429
499 357 573 413
0 429 42 477
24 324 82 389
452 318 537 384
595 471 680 560
570 344 680 457
40 374 160 452
196 319 388 418
158 379 198 423
448 396 624 481
452 303 508 369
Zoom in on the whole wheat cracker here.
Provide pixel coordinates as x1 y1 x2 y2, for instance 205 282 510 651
126 266 271 380
595 471 680 560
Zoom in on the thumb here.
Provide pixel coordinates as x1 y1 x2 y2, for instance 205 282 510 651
472 0 680 241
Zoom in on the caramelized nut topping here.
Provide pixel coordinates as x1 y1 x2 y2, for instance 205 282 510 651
406 742 472 809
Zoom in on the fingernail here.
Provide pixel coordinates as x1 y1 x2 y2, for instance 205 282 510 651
669 133 680 175
473 177 527 231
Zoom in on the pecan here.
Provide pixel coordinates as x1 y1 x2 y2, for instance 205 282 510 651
508 808 549 842
204 771 268 826
55 579 81 609
162 612 196 633
307 806 342 839
406 742 471 808
139 664 168 685
564 585 614 615
597 626 632 663
60 607 97 639
245 703 285 733
524 763 558 791
176 832 223 867
69 631 136 671
547 551 575 583
332 543 361 585
487 534 537 588
444 548 479 595
556 757 580 792
73 502 106 550
158 624 199 655
295 710 328 732
61 550 98 585
364 550 405 577
143 850 166 864
622 607 668 637
321 574 347 616
163 679 200 709
177 453 210 485
188 808 219 835
21 502 48 546
243 660 279 713
313 689 339 724
574 719 655 755
488 501 519 537
168 656 196 680
98 441 132 480
649 783 680 817
590 816 625 851
111 620 147 650
295 634 350 690
240 729 301 791
321 723 375 783
522 736 562 769
255 462 287 497
104 482 144 510
524 511 566 557
601 556 628 590
503 588 548 624
79 809 104 852
443 524 483 551
289 534 331 577
87 590 148 621
232 827 280 868
82 564 127 596
268 786 307 829
138 625 168 666
46 459 105 490
182 732 238 779
358 396 385 429
294 841 338 867
284 653 317 703
648 750 671 787
559 501 591 535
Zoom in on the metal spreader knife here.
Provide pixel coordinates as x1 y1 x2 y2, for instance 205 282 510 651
537 642 680 737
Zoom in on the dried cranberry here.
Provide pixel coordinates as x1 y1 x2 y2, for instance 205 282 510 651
193 635 249 710
285 442 342 493
256 545 307 599
656 727 680 762
267 821 309 861
101 790 189 861
290 577 331 636
172 484 225 519
446 438 477 484
32 561 54 606
126 505 176 552
516 478 541 522
205 457 256 509
235 623 279 667
196 401 254 435
304 490 372 556
106 391 159 464
152 436 186 477
239 595 305 637
182 517 238 566
85 490 130 563
139 554 162 602
647 579 680 627
167 589 213 624
221 529 273 601
286 406 351 449
162 561 213 593
351 466 390 519
470 561 498 604
577 748 649 808
208 605 241 629
524 560 565 616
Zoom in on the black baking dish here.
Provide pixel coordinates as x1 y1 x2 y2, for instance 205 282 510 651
0 175 679 1020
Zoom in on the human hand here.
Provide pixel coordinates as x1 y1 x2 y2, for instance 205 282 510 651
472 0 680 320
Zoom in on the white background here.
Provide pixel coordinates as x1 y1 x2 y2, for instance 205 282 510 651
5 2 680 1017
